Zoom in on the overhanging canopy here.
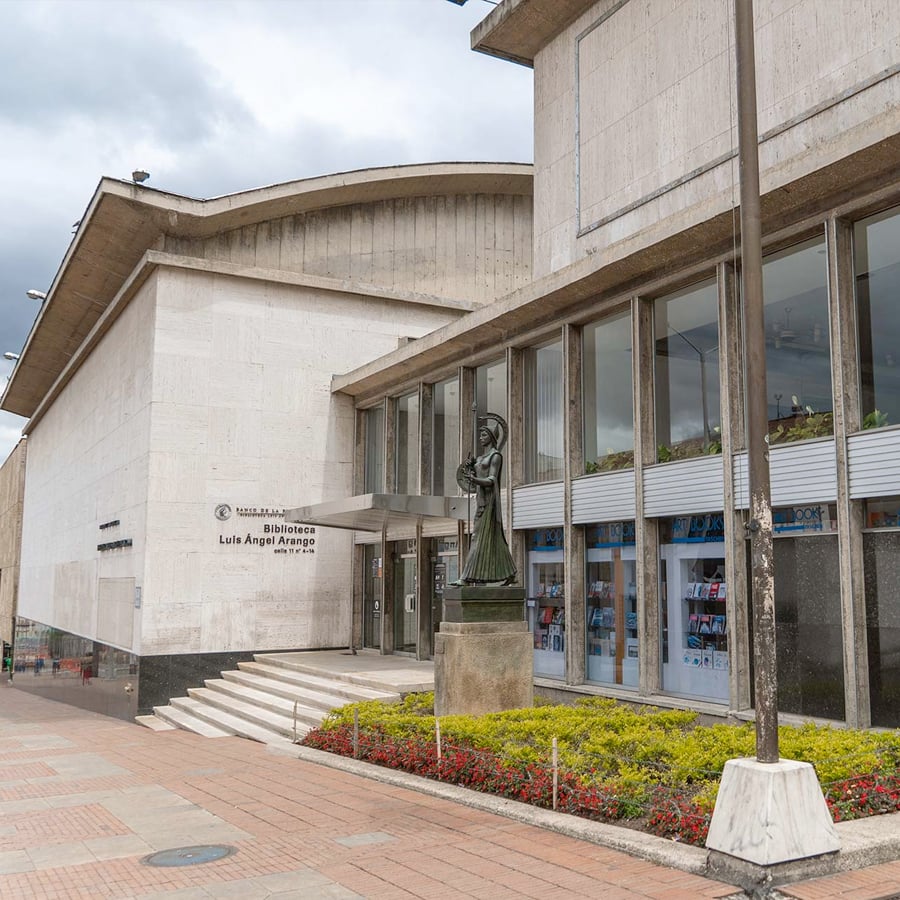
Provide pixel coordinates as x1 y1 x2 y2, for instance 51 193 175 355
285 493 468 532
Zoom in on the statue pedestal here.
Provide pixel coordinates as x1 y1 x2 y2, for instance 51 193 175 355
434 586 533 717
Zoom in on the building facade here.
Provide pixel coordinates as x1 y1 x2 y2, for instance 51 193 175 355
299 0 900 729
2 164 534 717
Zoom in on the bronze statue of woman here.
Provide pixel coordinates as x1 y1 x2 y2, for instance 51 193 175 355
454 415 517 585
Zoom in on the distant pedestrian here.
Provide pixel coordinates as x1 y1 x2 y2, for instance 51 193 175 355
52 657 60 676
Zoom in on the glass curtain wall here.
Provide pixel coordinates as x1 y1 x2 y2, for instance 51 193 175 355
855 205 900 429
432 378 460 496
584 310 634 472
475 358 508 487
364 405 384 493
762 236 832 441
395 392 419 494
654 280 721 462
524 340 564 482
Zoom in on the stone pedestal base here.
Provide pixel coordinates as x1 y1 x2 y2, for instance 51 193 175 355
434 586 533 717
706 757 840 866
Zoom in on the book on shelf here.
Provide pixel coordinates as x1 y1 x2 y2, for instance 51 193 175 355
708 582 720 600
590 607 603 628
712 614 726 635
686 633 702 649
701 648 714 669
713 649 729 670
688 613 699 633
698 614 712 634
699 582 711 600
625 611 637 630
540 606 554 625
718 582 727 600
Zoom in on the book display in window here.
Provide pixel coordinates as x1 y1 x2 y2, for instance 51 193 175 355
585 552 638 688
528 559 566 676
682 573 728 676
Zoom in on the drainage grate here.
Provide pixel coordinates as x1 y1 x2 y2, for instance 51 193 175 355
143 845 236 867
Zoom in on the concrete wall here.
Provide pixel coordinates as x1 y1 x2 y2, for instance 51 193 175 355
18 276 156 648
139 265 463 655
0 439 26 646
165 193 533 304
532 0 900 277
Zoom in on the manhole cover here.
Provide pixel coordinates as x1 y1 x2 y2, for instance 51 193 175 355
143 845 236 867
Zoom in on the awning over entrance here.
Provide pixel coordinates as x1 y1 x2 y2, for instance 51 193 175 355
285 493 468 532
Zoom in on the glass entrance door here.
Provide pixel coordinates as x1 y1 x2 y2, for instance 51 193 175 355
363 544 382 650
393 541 417 654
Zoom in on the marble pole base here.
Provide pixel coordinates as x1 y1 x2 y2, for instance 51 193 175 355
434 586 533 717
706 757 840 866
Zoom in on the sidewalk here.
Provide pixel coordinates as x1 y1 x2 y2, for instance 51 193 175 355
0 683 898 900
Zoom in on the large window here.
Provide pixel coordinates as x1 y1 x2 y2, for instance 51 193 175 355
395 392 419 494
762 236 833 442
432 378 460 496
524 340 564 482
654 280 721 462
855 206 900 429
476 358 508 488
584 311 634 472
364 405 384 493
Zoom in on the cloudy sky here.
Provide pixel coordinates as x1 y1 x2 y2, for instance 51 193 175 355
0 0 533 460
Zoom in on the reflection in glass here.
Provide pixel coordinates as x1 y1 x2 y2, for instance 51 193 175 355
864 525 900 727
476 358 507 489
432 378 460 496
584 311 634 472
654 280 721 461
524 340 564 482
395 392 419 494
768 535 845 720
363 544 382 649
762 236 833 442
393 544 417 653
364 405 384 493
855 206 900 430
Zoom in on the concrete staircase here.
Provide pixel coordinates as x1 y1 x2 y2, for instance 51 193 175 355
136 653 407 747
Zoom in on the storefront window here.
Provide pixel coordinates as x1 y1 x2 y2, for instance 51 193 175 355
654 280 721 462
762 236 833 442
395 392 419 494
364 405 384 493
863 497 900 727
584 311 634 473
586 522 637 689
855 205 900 429
432 378 460 496
526 528 565 679
764 505 844 721
524 340 564 482
659 514 728 703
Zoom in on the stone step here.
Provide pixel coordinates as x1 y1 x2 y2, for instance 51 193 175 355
202 678 328 728
254 653 431 694
153 703 235 738
135 714 176 732
238 660 402 703
220 668 357 713
184 687 303 741
170 695 301 746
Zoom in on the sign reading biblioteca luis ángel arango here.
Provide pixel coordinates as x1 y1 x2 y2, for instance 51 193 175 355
214 504 316 555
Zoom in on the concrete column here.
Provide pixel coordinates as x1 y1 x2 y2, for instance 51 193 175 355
416 521 431 660
380 527 394 655
828 215 870 728
718 262 752 712
458 366 476 565
563 324 585 685
633 296 660 696
419 382 433 496
353 408 367 494
351 543 364 652
384 398 396 494
508 347 527 581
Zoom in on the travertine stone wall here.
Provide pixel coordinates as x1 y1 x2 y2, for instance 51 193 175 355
141 266 465 655
165 194 533 304
0 439 26 646
533 0 900 277
18 276 156 646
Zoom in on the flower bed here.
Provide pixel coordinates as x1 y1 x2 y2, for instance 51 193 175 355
301 695 900 846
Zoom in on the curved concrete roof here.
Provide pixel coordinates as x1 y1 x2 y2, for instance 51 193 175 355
2 162 533 419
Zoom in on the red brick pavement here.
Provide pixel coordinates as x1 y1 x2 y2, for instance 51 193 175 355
0 684 898 899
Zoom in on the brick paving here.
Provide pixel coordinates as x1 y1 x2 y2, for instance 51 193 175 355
0 683 898 899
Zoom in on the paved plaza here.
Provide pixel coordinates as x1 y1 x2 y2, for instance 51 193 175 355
1 681 899 899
